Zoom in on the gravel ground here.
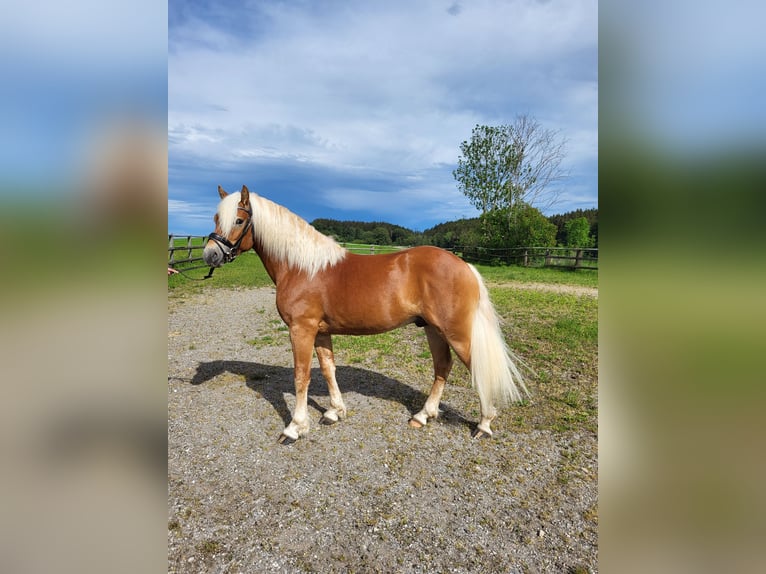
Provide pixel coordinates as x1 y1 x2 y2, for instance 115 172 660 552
168 287 598 573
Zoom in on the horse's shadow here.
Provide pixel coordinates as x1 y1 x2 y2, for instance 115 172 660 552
190 360 473 431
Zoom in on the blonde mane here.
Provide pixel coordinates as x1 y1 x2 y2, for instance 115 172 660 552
218 191 347 277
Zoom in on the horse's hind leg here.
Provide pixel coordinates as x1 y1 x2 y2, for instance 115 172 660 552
410 326 453 428
315 333 347 425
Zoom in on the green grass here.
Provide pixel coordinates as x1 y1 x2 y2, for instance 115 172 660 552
488 287 598 433
339 243 402 255
332 330 425 368
474 263 598 288
168 251 274 294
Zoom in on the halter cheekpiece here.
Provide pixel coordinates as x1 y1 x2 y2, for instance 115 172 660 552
207 204 254 264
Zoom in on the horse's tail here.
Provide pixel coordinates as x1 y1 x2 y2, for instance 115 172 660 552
467 264 529 407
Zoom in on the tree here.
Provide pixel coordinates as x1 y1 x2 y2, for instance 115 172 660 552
564 216 595 248
547 208 598 246
481 203 557 249
453 116 568 227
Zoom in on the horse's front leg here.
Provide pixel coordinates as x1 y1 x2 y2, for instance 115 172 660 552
315 333 347 425
278 323 317 445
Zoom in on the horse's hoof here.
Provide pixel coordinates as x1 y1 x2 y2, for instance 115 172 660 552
471 428 492 439
408 418 424 429
319 415 336 425
277 434 297 445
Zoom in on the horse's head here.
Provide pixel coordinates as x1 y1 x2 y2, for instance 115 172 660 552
203 185 256 267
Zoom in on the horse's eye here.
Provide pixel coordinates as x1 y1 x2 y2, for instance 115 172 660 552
236 218 244 225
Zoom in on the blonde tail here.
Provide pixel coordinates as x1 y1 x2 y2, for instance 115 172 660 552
467 265 528 411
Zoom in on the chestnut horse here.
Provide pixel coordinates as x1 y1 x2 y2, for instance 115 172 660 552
203 185 527 444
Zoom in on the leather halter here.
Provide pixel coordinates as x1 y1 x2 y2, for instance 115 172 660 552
207 204 254 264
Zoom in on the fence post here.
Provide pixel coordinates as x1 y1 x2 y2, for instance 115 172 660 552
523 249 529 267
545 249 551 267
575 249 583 269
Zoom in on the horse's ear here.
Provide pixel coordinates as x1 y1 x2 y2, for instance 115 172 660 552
217 185 228 199
240 185 250 207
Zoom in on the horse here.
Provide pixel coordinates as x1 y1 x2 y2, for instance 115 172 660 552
203 185 528 444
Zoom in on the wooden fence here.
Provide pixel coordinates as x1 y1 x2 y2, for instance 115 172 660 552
168 235 598 271
453 246 598 269
168 235 209 271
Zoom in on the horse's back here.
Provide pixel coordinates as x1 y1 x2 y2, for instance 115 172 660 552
308 246 478 335
341 245 473 289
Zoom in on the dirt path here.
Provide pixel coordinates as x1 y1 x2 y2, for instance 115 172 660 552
168 286 598 573
491 281 598 298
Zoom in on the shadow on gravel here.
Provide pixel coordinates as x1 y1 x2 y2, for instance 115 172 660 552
190 360 473 431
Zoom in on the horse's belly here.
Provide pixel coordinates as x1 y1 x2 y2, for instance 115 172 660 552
319 299 419 335
319 315 418 336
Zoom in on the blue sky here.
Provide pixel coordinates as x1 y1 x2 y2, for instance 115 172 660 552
168 0 598 234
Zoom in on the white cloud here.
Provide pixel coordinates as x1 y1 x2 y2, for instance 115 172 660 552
171 1 595 159
169 0 597 230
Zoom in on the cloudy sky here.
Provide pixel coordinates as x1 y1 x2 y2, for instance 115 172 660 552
168 0 598 234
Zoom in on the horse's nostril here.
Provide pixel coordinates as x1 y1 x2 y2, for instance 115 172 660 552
203 248 218 266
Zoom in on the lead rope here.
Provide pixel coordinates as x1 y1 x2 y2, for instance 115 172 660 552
169 266 217 281
171 203 253 282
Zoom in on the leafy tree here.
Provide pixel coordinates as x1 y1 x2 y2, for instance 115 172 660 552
453 115 568 230
422 217 482 249
481 204 556 249
548 208 598 246
371 226 392 245
564 216 595 248
311 218 418 246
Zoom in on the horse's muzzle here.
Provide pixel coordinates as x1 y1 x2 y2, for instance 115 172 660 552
203 237 234 267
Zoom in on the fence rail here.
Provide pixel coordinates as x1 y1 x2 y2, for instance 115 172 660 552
168 235 209 271
168 235 598 271
454 246 598 269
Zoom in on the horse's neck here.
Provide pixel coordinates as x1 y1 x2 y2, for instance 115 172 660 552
252 237 288 286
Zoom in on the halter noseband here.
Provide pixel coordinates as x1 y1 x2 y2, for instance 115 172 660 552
207 204 254 264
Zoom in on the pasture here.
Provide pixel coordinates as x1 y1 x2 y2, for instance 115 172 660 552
168 259 598 572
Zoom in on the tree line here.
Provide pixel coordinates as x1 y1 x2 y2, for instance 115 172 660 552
311 207 597 250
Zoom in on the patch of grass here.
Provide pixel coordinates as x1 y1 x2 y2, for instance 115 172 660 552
583 504 598 524
333 331 403 364
168 251 274 294
475 263 598 288
559 390 582 409
340 243 403 255
247 335 276 347
487 285 597 434
197 539 220 555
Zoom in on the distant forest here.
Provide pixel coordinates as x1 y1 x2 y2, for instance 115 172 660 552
312 207 598 249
